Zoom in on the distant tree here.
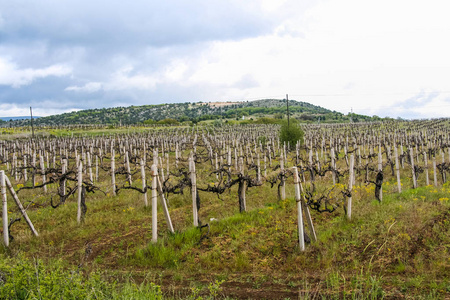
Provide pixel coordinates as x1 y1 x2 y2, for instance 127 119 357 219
157 118 179 125
178 116 189 122
254 117 278 124
274 113 284 119
279 120 304 149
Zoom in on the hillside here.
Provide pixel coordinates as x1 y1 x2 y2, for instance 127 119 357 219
5 99 375 126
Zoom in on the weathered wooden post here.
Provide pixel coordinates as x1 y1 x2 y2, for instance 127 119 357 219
95 155 99 182
166 153 170 176
394 145 401 193
87 152 93 183
159 157 165 183
189 155 198 226
4 175 38 236
175 142 179 168
264 154 267 177
141 159 148 207
14 154 18 181
441 149 447 183
125 151 132 185
40 154 47 193
215 152 219 179
111 149 116 196
295 167 317 242
433 153 438 187
156 174 175 234
151 164 158 243
410 148 417 189
378 146 383 201
257 153 261 184
238 156 247 212
77 159 83 224
280 153 286 200
331 147 336 185
32 151 36 187
1 170 9 247
24 155 28 183
347 154 354 220
423 150 430 186
292 167 305 251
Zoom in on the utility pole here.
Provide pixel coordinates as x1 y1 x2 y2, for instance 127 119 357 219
286 94 290 128
30 107 35 139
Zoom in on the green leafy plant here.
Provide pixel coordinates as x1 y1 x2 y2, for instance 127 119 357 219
279 120 304 149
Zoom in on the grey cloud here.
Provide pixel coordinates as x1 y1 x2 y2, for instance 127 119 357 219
367 90 447 119
0 0 276 50
399 90 441 109
384 90 443 118
0 0 309 116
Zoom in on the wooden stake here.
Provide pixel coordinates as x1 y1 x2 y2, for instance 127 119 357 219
156 174 175 234
141 159 148 207
238 156 247 212
151 164 158 243
331 147 336 185
77 159 82 224
394 145 401 192
292 167 305 251
1 171 9 246
111 149 116 196
423 151 429 186
347 154 354 220
125 151 132 185
377 146 383 201
189 156 198 226
433 154 438 187
4 175 38 236
39 154 47 193
280 153 286 200
410 148 417 189
87 152 93 183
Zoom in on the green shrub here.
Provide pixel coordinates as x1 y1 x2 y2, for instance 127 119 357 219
254 117 279 124
157 118 179 125
143 119 156 125
279 120 304 149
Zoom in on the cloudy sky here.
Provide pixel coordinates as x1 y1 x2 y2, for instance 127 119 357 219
1 0 450 119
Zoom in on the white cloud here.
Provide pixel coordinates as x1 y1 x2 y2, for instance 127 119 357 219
65 82 102 92
0 57 71 88
169 0 450 118
163 59 189 82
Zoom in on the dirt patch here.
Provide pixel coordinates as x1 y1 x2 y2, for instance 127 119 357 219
157 279 322 299
60 220 151 268
409 206 450 258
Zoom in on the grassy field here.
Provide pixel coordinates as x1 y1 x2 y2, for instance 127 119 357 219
0 126 449 299
1 175 449 298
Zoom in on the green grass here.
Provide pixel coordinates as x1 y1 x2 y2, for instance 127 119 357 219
1 182 449 298
1 146 449 298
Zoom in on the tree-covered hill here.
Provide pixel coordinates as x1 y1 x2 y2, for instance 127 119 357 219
5 99 376 126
